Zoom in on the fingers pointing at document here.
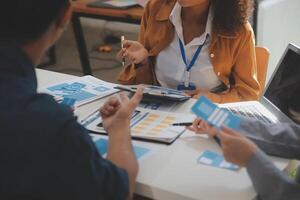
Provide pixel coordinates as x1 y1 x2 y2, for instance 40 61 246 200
100 87 144 199
100 87 144 133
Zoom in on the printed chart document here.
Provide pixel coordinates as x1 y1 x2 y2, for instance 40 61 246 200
90 134 161 162
192 96 241 130
82 108 189 144
197 150 239 171
40 76 119 107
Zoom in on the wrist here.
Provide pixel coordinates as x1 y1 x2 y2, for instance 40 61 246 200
137 48 149 65
136 57 149 69
140 56 149 65
245 148 262 168
108 125 132 149
245 146 258 165
106 119 131 135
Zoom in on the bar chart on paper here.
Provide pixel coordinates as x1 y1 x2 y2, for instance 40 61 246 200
83 109 192 144
131 113 178 137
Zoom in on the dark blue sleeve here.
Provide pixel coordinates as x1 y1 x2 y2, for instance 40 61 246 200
32 95 130 200
51 117 129 200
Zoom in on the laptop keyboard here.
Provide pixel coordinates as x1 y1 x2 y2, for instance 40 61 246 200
224 105 273 123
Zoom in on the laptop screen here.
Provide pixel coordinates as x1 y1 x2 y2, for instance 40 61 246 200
264 44 300 124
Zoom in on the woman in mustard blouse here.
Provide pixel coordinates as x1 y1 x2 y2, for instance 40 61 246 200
118 0 260 103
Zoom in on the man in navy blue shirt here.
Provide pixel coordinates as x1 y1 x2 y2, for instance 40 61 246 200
0 1 142 199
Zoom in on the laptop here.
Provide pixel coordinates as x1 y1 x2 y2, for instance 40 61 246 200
219 43 300 124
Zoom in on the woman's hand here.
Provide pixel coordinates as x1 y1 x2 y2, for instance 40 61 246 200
117 40 149 65
187 118 218 137
185 88 202 98
100 87 144 134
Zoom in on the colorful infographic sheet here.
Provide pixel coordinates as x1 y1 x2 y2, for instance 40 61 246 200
40 76 119 106
197 150 239 171
90 134 161 162
192 96 241 130
94 138 150 159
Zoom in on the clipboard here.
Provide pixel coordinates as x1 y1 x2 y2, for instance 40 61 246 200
115 85 190 102
81 108 189 144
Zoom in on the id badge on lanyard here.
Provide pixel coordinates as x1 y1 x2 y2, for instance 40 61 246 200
178 70 196 90
184 70 191 88
177 35 208 91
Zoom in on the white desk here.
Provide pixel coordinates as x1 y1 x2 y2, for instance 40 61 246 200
36 69 289 200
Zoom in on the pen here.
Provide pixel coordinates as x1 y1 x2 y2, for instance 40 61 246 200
213 136 221 145
121 35 125 67
171 122 193 126
172 122 221 146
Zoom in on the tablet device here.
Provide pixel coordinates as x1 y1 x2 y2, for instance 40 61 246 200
87 0 139 9
115 85 190 102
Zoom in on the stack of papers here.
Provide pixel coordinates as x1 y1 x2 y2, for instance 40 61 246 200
82 108 190 144
40 76 119 107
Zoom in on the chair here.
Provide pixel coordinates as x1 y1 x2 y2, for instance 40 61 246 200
255 46 270 95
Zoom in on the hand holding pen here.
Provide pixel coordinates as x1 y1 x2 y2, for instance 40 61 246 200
173 119 221 145
117 38 149 65
178 118 218 137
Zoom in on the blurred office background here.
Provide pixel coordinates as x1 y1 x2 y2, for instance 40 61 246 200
42 0 300 84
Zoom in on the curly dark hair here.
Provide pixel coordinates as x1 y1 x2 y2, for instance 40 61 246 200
211 0 254 33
